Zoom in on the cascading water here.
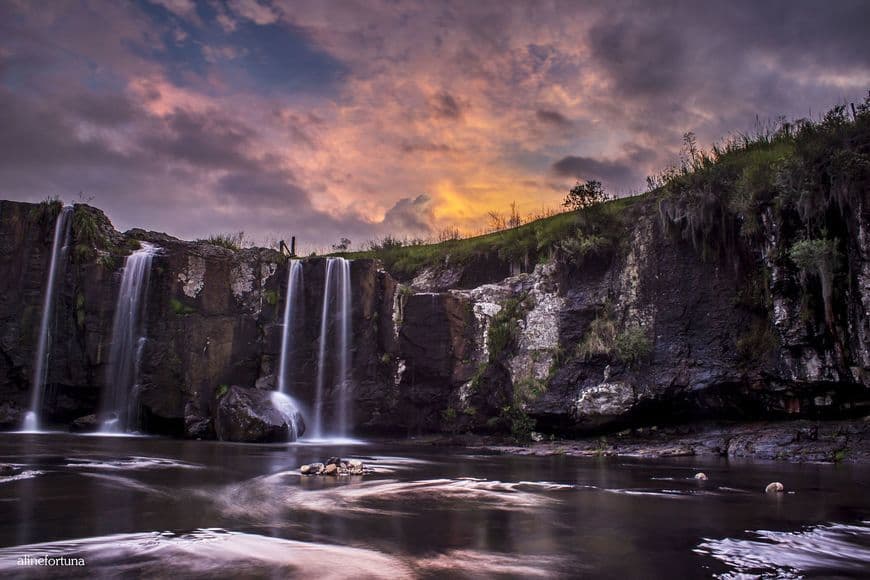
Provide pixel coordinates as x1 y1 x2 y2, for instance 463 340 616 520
277 260 303 394
23 205 73 432
100 242 158 433
313 257 353 438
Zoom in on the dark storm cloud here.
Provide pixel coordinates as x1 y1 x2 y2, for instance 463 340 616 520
215 169 309 206
0 89 132 170
0 0 868 244
431 92 464 120
142 109 259 171
400 141 452 155
583 0 870 138
535 109 573 128
551 155 641 192
67 93 140 127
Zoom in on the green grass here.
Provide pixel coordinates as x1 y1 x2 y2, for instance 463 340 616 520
170 298 196 316
657 99 870 256
199 232 246 251
28 196 62 225
341 194 643 279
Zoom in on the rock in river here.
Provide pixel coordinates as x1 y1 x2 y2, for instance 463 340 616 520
215 386 305 443
765 481 785 493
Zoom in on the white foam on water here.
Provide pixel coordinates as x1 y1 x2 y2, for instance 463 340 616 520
415 549 569 577
82 473 173 497
696 521 870 578
64 456 202 470
216 476 568 521
0 529 415 579
0 470 43 484
296 437 367 445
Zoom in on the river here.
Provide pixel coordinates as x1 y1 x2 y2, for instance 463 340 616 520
0 433 868 578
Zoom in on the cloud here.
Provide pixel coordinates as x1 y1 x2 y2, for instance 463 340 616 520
147 0 198 20
551 155 642 192
227 0 279 26
140 108 259 171
431 91 464 120
535 109 572 128
380 194 436 236
0 0 868 246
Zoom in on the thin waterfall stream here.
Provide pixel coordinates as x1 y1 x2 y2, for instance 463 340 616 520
277 260 303 395
313 257 352 438
23 205 73 432
100 242 158 433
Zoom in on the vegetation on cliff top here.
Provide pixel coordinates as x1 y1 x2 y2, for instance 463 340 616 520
343 194 642 279
656 95 869 344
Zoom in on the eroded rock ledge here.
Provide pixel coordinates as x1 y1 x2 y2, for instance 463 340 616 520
467 419 870 464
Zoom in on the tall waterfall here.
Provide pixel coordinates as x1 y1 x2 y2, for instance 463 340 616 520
313 257 352 438
23 205 73 432
100 242 158 433
277 260 303 394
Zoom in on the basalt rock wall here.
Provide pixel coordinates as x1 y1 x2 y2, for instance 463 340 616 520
0 196 868 440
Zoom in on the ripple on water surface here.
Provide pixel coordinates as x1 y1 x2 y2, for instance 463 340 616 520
696 521 870 578
0 528 571 579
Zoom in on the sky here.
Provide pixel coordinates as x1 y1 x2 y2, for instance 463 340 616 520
0 0 868 249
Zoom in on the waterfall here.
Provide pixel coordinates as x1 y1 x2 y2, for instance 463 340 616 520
100 242 158 433
277 260 303 394
313 257 353 438
24 205 73 432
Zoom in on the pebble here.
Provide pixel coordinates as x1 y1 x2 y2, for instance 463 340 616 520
0 464 22 477
301 458 370 477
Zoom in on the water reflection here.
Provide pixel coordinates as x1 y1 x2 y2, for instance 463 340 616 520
0 433 868 578
697 521 870 578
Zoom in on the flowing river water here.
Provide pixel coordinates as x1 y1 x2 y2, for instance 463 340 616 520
0 433 868 578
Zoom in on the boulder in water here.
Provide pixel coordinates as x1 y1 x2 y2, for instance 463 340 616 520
765 481 784 493
0 464 22 477
215 386 305 443
0 402 21 429
324 463 338 475
694 472 708 481
70 414 99 433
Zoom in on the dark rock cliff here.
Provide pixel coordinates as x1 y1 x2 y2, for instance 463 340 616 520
0 191 867 441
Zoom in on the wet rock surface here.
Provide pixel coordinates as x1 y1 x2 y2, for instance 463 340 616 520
70 414 98 433
300 457 371 476
469 419 870 464
215 386 305 443
0 197 868 453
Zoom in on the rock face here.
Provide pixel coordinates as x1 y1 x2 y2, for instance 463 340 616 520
214 386 305 443
0 195 868 442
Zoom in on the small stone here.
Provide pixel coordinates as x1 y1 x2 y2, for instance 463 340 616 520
694 472 707 481
765 482 784 493
0 464 22 477
70 414 99 433
300 464 310 474
324 463 338 475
